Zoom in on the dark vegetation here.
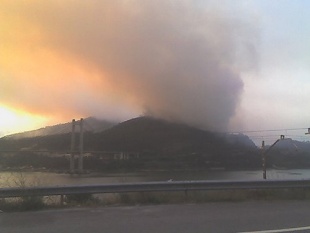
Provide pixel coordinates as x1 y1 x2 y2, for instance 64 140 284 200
3 188 310 212
0 116 310 172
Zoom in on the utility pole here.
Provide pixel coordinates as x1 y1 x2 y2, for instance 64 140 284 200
261 135 285 180
70 118 84 174
262 141 266 179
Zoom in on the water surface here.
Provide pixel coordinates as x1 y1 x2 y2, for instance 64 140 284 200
0 169 309 188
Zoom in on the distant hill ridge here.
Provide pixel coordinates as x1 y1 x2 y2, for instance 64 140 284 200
0 116 257 153
3 116 310 170
82 116 257 152
4 117 117 139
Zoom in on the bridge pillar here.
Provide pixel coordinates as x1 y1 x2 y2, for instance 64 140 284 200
70 118 84 174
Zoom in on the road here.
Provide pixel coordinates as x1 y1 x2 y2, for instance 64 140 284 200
1 201 310 233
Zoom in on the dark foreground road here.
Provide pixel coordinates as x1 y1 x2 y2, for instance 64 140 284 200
1 201 310 233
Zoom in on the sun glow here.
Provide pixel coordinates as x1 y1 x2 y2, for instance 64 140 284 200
0 105 48 137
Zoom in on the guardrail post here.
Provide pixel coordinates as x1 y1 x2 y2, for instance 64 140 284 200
60 195 64 206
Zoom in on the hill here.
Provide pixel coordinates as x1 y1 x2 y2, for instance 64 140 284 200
85 117 256 153
4 117 117 140
274 138 310 153
2 117 310 171
0 116 256 153
0 116 261 171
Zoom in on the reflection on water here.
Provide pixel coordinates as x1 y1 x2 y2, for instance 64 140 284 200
0 169 310 188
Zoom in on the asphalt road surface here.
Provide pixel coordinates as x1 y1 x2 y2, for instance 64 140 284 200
1 201 310 233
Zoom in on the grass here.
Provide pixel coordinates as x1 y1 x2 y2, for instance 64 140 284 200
0 172 51 212
1 188 310 212
100 188 310 206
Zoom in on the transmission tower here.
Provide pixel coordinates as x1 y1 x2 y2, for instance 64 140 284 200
70 118 84 174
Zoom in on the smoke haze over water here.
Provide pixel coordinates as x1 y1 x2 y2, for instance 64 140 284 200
1 1 259 131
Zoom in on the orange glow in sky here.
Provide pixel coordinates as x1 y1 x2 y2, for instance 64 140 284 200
0 105 48 136
2 0 310 144
0 1 134 135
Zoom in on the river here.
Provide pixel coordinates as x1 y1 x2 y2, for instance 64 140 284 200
0 169 310 187
0 169 310 188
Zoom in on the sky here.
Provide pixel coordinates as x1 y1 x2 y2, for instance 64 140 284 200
1 0 310 144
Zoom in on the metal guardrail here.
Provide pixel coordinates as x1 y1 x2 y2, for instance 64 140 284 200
1 179 310 198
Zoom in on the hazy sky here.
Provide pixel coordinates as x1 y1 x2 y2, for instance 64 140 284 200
1 0 310 143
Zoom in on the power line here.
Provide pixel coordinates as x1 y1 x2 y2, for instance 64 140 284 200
229 127 308 134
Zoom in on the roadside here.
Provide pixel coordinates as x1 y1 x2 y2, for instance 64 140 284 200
1 201 310 233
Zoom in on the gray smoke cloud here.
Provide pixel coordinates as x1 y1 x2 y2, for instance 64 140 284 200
20 0 258 131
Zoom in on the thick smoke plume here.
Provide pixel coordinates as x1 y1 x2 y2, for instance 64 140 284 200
2 1 258 131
